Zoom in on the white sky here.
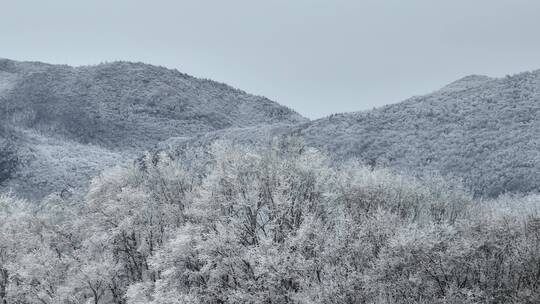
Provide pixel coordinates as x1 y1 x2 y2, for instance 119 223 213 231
2 0 540 118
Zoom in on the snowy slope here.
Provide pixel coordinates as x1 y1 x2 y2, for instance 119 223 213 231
0 58 306 151
163 70 540 197
297 70 540 196
0 58 307 198
2 57 540 199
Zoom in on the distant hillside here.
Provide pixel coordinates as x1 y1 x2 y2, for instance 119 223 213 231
162 71 540 197
0 59 305 150
296 71 540 197
0 58 306 198
2 57 539 199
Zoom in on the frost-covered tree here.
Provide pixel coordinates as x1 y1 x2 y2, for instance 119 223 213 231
1 138 538 304
146 139 334 303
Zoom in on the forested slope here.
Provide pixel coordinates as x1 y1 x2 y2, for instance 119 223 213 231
0 58 306 198
296 71 540 197
2 57 540 199
0 58 305 150
161 71 540 198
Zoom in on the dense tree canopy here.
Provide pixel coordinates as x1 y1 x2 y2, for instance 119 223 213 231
1 139 539 304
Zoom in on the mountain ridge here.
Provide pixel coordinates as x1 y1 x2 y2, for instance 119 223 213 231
0 58 307 198
1 58 539 199
158 69 540 197
297 69 540 196
0 58 306 150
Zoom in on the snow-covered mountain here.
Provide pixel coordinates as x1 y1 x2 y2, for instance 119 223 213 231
162 71 540 197
1 58 539 199
297 71 540 197
0 58 305 150
0 58 306 198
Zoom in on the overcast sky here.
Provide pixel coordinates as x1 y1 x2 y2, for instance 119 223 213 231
2 0 540 118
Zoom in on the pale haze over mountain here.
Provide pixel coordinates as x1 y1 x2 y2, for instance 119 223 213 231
2 0 540 118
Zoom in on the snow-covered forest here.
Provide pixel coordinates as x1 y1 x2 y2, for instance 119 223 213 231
1 139 539 304
2 56 540 304
3 0 540 302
